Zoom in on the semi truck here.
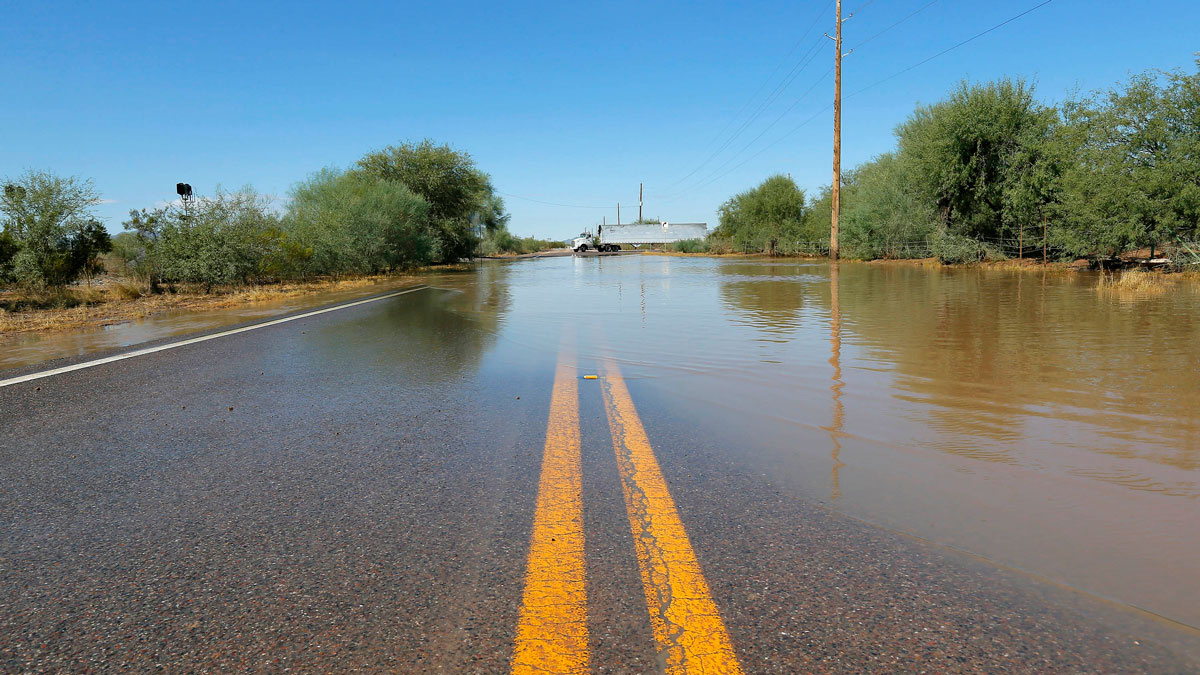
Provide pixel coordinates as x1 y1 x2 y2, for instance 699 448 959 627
571 222 708 253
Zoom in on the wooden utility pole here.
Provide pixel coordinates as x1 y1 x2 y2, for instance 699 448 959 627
639 183 643 222
827 0 850 260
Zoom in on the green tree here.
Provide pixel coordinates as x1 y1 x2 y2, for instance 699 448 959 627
1 170 111 287
897 78 1059 242
0 228 18 283
356 139 491 262
834 153 939 259
714 174 813 254
284 168 433 276
1052 60 1200 258
480 193 511 233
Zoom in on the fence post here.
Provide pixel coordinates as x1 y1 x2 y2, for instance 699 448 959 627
1042 214 1047 265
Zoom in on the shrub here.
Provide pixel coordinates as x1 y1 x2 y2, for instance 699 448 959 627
284 169 433 276
1 170 112 288
715 175 818 254
931 231 991 264
670 238 707 253
478 228 560 255
150 188 280 290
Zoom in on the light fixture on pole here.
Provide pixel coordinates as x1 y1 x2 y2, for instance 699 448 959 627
176 182 193 219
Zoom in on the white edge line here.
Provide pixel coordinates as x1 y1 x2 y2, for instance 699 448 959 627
0 285 430 389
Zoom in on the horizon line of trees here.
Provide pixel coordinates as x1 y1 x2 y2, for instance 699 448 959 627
1 139 559 294
712 59 1200 265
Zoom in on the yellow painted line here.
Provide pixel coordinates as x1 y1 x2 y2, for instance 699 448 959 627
599 359 744 674
511 350 589 674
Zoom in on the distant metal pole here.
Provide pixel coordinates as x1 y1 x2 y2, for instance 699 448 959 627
1019 222 1024 259
639 183 643 222
617 203 621 225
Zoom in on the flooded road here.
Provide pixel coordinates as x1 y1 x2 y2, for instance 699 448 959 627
0 276 427 371
420 256 1200 630
4 254 1199 671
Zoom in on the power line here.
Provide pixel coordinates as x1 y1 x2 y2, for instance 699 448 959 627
686 3 828 161
849 0 877 14
850 0 943 50
496 191 615 210
660 35 828 194
669 0 1058 199
662 66 834 199
850 0 1056 97
659 1 841 193
659 0 891 200
662 103 832 201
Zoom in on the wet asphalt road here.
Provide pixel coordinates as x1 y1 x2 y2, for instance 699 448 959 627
1 284 1197 673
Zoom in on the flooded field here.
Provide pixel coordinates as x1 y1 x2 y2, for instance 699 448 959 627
6 254 1199 636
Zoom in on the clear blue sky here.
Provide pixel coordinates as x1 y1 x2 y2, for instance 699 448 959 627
2 0 1197 241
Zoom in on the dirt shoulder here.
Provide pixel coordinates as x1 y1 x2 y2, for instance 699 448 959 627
478 248 574 259
0 273 422 335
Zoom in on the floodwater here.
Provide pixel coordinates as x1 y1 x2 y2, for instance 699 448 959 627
6 254 1199 635
0 276 425 370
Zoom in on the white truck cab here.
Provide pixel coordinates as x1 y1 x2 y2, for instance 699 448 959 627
572 232 620 253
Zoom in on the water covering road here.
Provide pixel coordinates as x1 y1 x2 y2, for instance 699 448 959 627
2 255 1198 672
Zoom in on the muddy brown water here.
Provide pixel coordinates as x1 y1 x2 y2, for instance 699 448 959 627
5 255 1198 637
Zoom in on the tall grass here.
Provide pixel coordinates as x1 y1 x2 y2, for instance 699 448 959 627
1097 268 1169 297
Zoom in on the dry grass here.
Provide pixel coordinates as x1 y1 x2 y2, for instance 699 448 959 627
1097 268 1170 298
865 257 943 268
0 273 419 334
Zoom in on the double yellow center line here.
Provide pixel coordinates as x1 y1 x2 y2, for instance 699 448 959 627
512 352 743 674
511 351 590 673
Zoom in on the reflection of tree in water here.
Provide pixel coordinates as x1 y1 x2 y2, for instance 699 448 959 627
717 262 810 339
837 264 1200 475
309 264 512 383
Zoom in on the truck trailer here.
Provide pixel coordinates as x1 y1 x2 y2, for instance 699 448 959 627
571 222 708 253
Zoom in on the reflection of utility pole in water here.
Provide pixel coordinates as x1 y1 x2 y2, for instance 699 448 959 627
827 263 846 500
640 280 646 328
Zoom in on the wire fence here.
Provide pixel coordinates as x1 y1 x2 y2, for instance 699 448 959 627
759 235 1200 266
1167 241 1200 267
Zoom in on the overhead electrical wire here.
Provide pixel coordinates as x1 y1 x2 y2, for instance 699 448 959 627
850 0 1057 97
661 37 827 194
690 6 827 158
499 0 1056 213
496 191 616 210
665 0 1057 198
655 45 828 199
658 2 831 191
660 65 834 199
850 0 942 50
